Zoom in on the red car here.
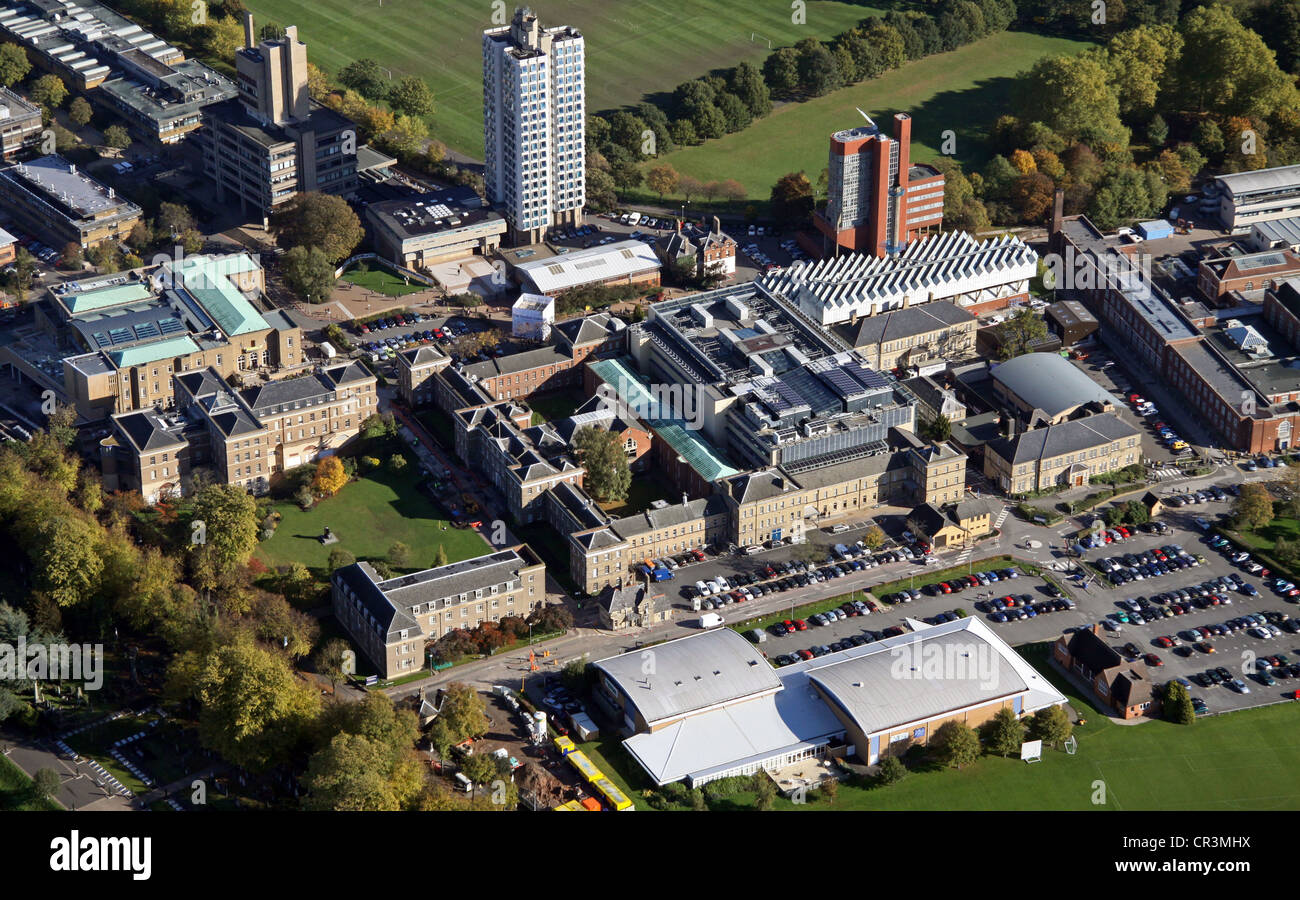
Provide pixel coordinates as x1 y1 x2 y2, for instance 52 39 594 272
938 582 953 594
793 619 808 631
964 575 980 588
797 649 814 660
1144 653 1163 666
1154 636 1175 648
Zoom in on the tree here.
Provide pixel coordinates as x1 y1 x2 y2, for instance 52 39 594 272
1030 704 1073 748
762 47 800 98
311 456 348 497
32 515 104 608
921 413 952 442
933 720 980 769
1145 113 1169 146
338 58 389 101
461 750 500 788
281 245 337 304
437 682 488 744
1017 54 1128 149
388 76 435 118
271 193 363 263
191 635 322 771
29 74 68 109
645 163 679 202
327 548 356 573
985 706 1025 757
1172 5 1297 121
0 44 31 87
302 732 420 811
30 768 61 805
158 202 194 237
102 124 131 150
388 541 411 569
313 638 352 691
1163 679 1194 725
677 174 705 206
1234 482 1275 532
769 171 814 227
572 426 631 503
188 483 260 583
729 60 772 118
67 96 93 128
751 772 777 811
796 42 842 97
862 525 886 550
877 755 907 785
993 308 1048 359
1104 24 1181 120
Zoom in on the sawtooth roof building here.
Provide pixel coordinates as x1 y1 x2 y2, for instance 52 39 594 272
591 616 1065 787
763 231 1037 325
0 0 236 144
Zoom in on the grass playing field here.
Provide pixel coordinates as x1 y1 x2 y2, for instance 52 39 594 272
244 0 882 156
640 30 1094 203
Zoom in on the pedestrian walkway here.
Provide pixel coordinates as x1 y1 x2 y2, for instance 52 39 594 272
993 504 1013 530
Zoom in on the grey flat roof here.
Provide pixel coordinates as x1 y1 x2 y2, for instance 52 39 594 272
1217 165 1300 198
991 352 1118 416
807 629 1023 736
592 627 782 726
1 155 141 221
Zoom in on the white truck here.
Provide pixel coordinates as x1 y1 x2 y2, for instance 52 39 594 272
321 342 337 359
698 612 724 629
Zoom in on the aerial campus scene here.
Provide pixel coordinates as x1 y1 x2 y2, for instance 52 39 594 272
0 0 1294 880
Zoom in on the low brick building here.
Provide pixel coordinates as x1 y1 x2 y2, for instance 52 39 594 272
1053 624 1156 719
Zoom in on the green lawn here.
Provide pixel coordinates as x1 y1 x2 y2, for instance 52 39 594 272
245 0 882 156
0 754 61 811
525 390 586 424
256 457 489 575
816 645 1300 812
342 264 427 297
642 30 1094 203
596 479 666 519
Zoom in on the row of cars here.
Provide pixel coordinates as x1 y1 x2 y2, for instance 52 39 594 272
980 594 1076 623
1076 520 1171 551
1162 485 1232 508
769 622 912 667
878 566 1025 606
1091 543 1206 586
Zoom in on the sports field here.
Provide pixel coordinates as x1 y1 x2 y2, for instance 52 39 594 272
245 0 881 156
642 30 1094 202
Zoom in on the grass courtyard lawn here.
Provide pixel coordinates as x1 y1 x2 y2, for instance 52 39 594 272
255 456 489 575
342 265 426 297
596 479 665 518
526 390 586 424
246 0 880 157
642 30 1093 203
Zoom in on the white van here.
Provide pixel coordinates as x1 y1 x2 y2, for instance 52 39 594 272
699 612 724 629
626 212 641 226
